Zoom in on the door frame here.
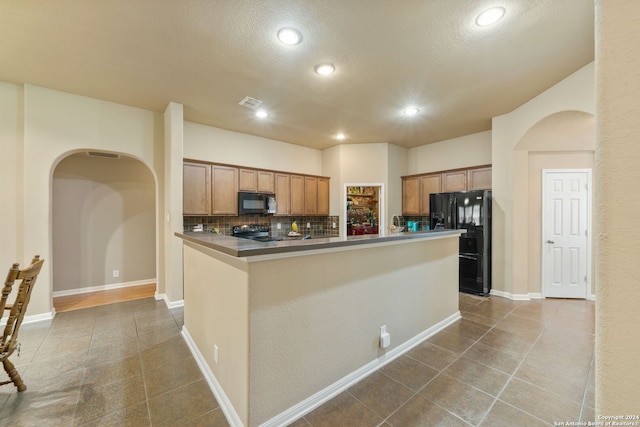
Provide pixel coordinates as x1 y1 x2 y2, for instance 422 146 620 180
541 169 592 299
342 183 385 239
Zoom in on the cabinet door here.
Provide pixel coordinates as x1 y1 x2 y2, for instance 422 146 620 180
402 177 420 215
304 176 318 215
257 171 275 193
238 168 257 191
467 167 492 190
290 175 305 215
275 173 290 215
317 177 330 216
211 165 238 215
420 174 442 215
183 162 211 215
442 170 467 192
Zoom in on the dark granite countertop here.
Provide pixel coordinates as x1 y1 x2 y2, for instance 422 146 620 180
175 229 463 258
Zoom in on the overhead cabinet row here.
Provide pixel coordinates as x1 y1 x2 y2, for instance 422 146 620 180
402 165 491 216
183 161 330 216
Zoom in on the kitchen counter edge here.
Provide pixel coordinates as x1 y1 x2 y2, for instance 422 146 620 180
175 230 464 259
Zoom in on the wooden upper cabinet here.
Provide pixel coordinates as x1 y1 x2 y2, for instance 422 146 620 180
239 168 276 193
257 171 275 193
420 174 442 215
304 176 318 215
290 174 305 215
467 167 492 190
317 177 330 216
275 173 291 215
183 162 211 215
238 168 257 191
442 170 467 192
402 176 420 216
211 165 238 215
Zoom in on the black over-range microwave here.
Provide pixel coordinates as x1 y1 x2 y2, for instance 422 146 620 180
238 192 276 215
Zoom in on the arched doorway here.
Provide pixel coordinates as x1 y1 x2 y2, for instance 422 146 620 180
52 151 157 311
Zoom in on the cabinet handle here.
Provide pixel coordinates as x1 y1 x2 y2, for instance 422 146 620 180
546 240 555 244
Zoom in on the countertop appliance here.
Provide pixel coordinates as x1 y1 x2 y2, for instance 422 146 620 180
238 192 276 215
231 224 282 242
430 190 492 296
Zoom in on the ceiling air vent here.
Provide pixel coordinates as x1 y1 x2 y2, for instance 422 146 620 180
238 96 263 110
87 151 120 159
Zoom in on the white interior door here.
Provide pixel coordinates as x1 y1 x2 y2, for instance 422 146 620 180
542 170 591 299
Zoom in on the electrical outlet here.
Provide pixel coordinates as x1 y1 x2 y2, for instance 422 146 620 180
277 223 282 230
306 222 311 229
379 325 391 349
113 269 119 278
332 222 336 229
214 345 219 364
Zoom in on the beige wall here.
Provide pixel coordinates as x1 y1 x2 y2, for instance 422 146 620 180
407 130 492 175
183 121 323 175
595 0 640 415
492 62 595 296
1 83 165 317
0 82 22 266
52 154 156 292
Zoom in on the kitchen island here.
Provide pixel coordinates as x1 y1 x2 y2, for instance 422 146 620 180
176 230 463 427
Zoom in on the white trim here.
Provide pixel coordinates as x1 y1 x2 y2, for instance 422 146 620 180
182 326 244 427
490 289 531 301
1 310 55 327
541 169 592 299
155 293 184 309
259 311 460 427
588 293 596 301
183 312 460 427
52 279 156 298
528 293 544 299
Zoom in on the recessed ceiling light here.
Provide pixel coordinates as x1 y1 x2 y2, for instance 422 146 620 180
277 27 302 45
315 63 335 75
336 133 346 140
255 110 269 118
476 7 505 26
403 107 420 116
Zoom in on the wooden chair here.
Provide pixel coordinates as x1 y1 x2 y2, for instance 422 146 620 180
0 255 44 392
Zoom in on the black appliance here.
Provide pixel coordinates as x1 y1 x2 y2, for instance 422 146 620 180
231 224 282 242
430 190 492 296
238 192 276 215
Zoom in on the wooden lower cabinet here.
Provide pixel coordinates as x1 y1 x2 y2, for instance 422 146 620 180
183 162 211 215
211 165 238 215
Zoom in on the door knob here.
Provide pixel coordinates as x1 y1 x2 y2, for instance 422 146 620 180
546 240 555 244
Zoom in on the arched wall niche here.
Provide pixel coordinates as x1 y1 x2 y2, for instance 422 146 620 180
51 149 157 300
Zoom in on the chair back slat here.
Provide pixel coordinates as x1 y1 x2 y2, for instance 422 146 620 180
1 256 44 355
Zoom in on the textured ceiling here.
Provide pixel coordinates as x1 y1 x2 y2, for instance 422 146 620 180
0 1 594 149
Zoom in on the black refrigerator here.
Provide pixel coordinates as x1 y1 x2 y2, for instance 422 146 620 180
430 190 492 296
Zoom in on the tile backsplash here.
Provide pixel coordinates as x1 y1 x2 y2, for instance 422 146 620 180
183 215 340 237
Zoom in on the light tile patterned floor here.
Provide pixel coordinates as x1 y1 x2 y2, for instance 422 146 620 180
0 294 594 426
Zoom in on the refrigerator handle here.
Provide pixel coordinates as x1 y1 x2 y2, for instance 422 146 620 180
451 197 458 229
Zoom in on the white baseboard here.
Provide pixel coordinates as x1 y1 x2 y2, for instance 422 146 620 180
52 279 156 298
528 293 544 299
182 311 461 427
155 293 184 309
1 310 55 327
182 326 245 427
490 289 532 300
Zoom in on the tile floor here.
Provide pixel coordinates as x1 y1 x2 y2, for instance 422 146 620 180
0 293 595 427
